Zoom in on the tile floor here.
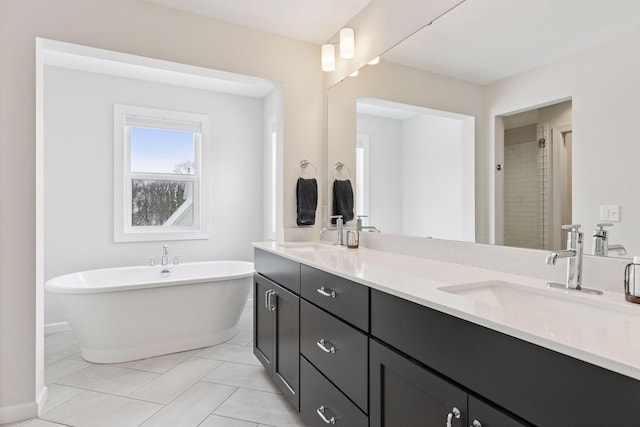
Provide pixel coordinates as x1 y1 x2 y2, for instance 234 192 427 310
6 297 307 427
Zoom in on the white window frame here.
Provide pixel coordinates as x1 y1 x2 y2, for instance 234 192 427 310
114 104 209 242
265 117 277 241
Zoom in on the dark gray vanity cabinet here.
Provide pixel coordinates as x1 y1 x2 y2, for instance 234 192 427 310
255 249 640 427
254 250 301 410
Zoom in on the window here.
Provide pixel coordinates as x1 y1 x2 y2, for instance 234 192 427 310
114 105 209 242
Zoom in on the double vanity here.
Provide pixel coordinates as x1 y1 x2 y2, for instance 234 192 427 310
252 241 640 426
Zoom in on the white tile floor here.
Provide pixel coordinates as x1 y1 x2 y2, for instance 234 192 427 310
8 297 307 427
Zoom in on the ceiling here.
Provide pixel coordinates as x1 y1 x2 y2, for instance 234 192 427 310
144 0 373 45
139 0 640 86
383 0 640 84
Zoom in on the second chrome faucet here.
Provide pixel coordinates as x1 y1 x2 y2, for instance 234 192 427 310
320 215 345 246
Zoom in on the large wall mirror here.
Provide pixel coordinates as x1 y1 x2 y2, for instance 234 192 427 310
327 0 640 258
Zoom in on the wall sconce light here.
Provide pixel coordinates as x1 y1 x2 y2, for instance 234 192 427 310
340 27 355 59
322 44 336 72
368 56 380 65
321 27 356 72
349 69 359 77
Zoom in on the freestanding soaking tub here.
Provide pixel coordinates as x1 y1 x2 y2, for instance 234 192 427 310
45 260 254 363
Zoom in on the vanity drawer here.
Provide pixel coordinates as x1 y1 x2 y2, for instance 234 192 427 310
300 299 368 412
300 264 369 331
300 356 368 427
254 248 300 294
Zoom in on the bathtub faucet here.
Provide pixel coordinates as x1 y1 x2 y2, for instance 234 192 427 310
161 244 169 266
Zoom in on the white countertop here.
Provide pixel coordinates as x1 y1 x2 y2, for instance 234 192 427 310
253 241 640 381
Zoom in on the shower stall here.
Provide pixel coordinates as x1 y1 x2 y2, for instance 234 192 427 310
503 121 572 250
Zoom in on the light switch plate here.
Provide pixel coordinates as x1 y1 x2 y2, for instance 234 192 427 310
600 205 621 222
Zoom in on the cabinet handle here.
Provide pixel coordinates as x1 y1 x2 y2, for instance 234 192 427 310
317 286 336 298
316 405 337 424
446 407 461 427
268 290 277 311
264 289 271 309
470 421 482 427
316 339 336 354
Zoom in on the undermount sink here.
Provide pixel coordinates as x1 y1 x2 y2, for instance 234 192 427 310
277 242 344 252
439 280 638 331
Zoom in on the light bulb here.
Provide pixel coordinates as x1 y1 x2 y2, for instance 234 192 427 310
340 28 355 59
321 44 335 72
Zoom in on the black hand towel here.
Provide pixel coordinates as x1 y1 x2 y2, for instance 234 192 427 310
296 177 318 226
332 179 354 224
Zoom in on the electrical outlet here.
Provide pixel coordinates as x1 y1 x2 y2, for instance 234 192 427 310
600 205 621 222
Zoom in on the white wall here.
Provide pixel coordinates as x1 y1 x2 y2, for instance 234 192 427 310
486 30 640 254
402 115 464 240
43 66 264 324
356 114 403 234
0 0 322 421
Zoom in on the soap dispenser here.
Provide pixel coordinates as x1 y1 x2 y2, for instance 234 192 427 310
624 256 640 303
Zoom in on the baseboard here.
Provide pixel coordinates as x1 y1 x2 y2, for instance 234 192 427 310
0 399 38 425
36 386 48 416
44 321 71 334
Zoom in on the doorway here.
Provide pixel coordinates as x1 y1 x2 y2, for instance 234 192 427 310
499 100 572 250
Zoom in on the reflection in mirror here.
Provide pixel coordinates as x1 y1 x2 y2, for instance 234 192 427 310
500 100 572 251
356 98 475 241
326 0 640 258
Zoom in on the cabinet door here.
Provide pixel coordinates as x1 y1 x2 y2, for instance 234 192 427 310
468 396 531 427
253 274 274 370
370 339 467 427
272 282 300 410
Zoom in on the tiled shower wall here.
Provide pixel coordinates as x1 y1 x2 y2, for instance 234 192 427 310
504 124 550 249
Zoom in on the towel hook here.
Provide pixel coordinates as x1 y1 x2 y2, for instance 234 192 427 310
299 159 317 178
333 161 352 179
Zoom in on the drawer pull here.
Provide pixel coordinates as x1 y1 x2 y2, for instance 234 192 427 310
317 286 336 298
446 407 461 427
317 339 336 354
316 405 337 424
470 421 482 427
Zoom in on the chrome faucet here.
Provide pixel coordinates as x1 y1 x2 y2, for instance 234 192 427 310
546 224 602 295
592 223 626 257
356 215 381 233
161 244 169 266
320 215 345 246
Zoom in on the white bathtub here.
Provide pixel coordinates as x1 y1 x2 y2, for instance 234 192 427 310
45 261 254 363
